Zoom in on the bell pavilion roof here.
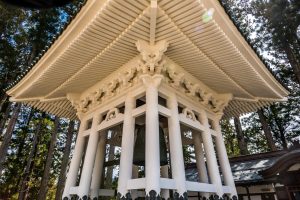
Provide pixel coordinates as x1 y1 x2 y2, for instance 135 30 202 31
7 0 289 119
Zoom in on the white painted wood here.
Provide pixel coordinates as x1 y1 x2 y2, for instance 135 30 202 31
117 95 136 196
69 186 78 195
132 104 146 118
127 178 146 190
179 114 205 132
199 110 223 196
149 0 157 45
77 114 101 197
62 124 86 198
90 132 106 199
141 74 163 195
158 105 171 117
127 178 176 191
160 178 176 190
222 186 232 194
97 114 124 132
213 120 238 196
82 129 90 137
8 0 288 120
80 84 140 119
167 93 187 196
185 181 216 193
193 132 209 197
210 129 218 137
193 132 209 183
160 83 216 120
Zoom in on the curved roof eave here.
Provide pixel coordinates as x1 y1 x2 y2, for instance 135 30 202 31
6 0 289 119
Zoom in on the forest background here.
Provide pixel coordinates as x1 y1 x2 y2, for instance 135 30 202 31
0 0 299 199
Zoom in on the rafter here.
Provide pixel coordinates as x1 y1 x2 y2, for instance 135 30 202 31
45 6 151 99
158 6 256 100
149 0 157 45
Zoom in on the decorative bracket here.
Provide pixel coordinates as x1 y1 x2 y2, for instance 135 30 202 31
68 40 232 116
182 108 197 121
136 40 169 74
105 108 120 121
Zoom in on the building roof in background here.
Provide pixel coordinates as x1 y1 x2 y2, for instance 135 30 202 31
229 150 285 185
186 149 300 185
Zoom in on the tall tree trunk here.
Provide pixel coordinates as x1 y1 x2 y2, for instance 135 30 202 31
233 116 249 155
0 101 12 137
275 119 288 149
269 106 288 150
16 108 34 160
257 109 277 151
55 120 75 200
229 138 235 156
283 44 300 84
0 93 9 114
14 108 34 194
0 103 21 175
38 116 60 200
18 113 45 200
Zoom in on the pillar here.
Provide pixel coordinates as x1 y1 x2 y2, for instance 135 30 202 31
167 93 187 199
193 132 209 197
62 123 86 200
90 132 106 199
199 110 223 197
117 95 136 199
193 132 209 183
141 74 163 198
77 114 101 199
213 119 237 197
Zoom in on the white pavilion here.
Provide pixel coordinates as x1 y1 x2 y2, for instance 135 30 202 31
7 0 288 199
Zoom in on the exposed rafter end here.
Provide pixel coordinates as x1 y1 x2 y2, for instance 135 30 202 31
234 96 288 103
40 97 67 102
9 96 42 102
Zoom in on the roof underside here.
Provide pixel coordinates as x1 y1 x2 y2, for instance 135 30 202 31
7 0 288 119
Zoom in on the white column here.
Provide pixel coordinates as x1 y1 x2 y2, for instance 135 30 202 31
141 74 163 197
161 165 170 199
167 93 187 197
63 122 86 199
77 115 101 198
117 95 136 198
199 110 223 196
193 133 209 183
213 119 237 197
90 132 106 199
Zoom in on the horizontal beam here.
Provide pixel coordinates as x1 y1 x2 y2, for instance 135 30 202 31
185 181 216 193
179 114 205 132
158 105 171 117
97 114 124 132
127 178 146 190
132 104 146 118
